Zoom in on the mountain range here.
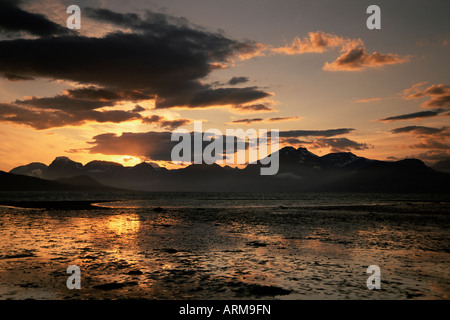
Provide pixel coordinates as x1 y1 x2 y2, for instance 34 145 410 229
4 146 450 193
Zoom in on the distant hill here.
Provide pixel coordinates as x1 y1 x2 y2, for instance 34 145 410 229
0 171 120 192
7 147 450 193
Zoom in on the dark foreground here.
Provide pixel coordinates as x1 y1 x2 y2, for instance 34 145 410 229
0 192 449 300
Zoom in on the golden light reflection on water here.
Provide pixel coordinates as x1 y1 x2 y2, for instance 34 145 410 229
107 214 140 236
1 204 449 300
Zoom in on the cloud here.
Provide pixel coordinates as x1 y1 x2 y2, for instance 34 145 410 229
279 128 354 138
390 125 448 135
277 129 364 152
0 99 194 130
228 116 301 125
155 86 271 109
411 139 450 150
14 94 116 112
86 131 175 161
273 31 409 71
411 150 450 162
3 73 34 81
78 127 361 162
272 31 353 55
323 46 410 71
228 76 249 85
279 138 309 145
379 110 444 122
0 8 269 111
278 133 372 152
0 86 157 129
378 83 449 124
267 117 301 122
390 125 450 154
229 118 263 125
0 102 143 129
403 83 450 109
132 105 146 113
310 137 372 152
83 130 251 161
0 0 70 37
142 115 191 130
12 86 154 113
65 87 153 102
231 104 276 113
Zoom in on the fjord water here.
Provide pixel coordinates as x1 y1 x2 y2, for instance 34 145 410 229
0 191 449 299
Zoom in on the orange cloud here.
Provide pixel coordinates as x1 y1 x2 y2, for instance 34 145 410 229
323 47 410 71
402 83 450 109
272 31 355 54
273 31 409 71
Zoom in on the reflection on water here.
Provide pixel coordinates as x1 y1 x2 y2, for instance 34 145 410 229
107 214 140 236
0 193 449 300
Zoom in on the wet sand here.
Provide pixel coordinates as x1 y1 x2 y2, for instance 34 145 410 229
0 199 449 300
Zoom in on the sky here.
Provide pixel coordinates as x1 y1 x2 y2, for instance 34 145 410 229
0 0 449 171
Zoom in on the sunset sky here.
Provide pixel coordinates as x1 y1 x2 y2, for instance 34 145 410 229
0 0 448 171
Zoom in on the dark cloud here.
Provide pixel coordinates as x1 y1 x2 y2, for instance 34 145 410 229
0 0 70 37
0 102 142 129
0 101 194 130
310 137 371 152
66 87 153 102
3 73 34 81
12 87 154 113
267 117 301 122
390 126 447 135
229 116 300 125
0 85 159 129
379 110 443 122
155 86 271 109
14 95 115 111
228 76 249 85
84 7 191 33
230 118 263 124
0 7 272 130
84 131 250 161
280 138 309 145
86 131 175 161
132 105 146 113
142 115 191 130
0 8 269 111
277 129 362 152
279 128 354 138
231 104 276 113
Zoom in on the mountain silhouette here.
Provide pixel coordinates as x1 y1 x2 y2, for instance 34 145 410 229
0 171 120 192
7 146 450 193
